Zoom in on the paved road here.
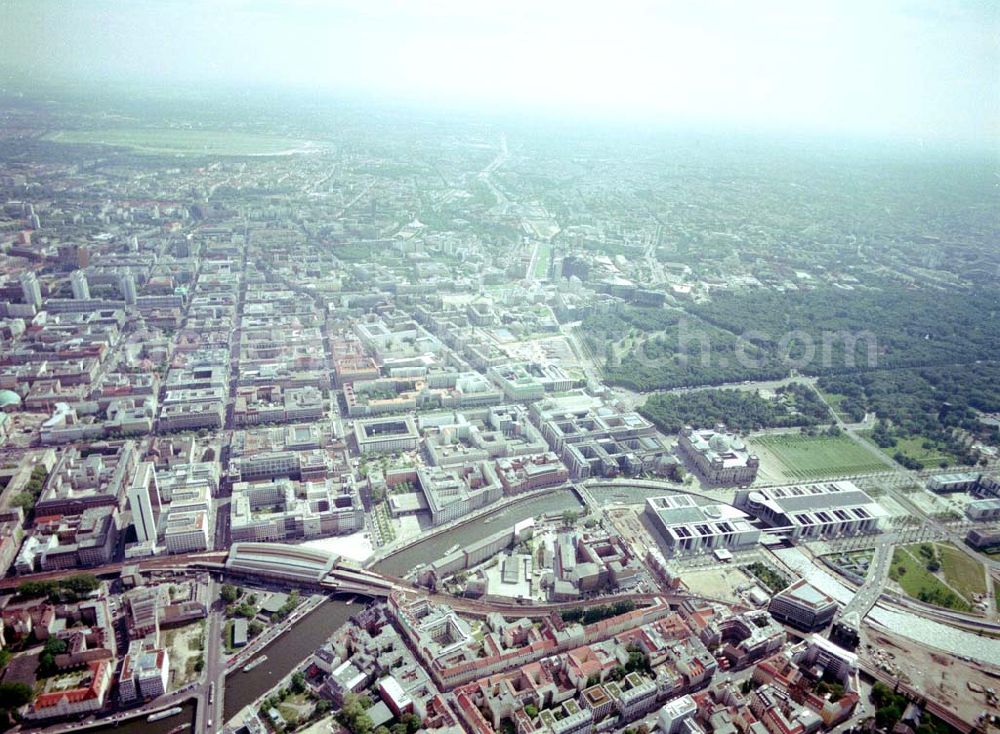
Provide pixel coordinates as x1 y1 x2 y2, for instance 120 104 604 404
839 538 895 621
195 578 224 733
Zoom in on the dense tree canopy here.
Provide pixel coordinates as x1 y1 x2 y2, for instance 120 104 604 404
639 383 831 433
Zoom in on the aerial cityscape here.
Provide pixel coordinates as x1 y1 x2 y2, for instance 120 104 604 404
0 3 997 734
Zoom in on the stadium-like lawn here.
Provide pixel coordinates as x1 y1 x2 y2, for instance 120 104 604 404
750 433 891 481
44 128 316 156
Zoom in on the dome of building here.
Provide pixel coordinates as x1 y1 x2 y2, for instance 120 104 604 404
709 433 730 453
0 390 21 409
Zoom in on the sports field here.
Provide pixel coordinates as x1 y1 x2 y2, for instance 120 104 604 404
44 128 318 156
750 433 891 481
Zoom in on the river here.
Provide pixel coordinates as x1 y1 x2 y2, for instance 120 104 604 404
81 700 196 734
223 597 357 721
87 488 583 732
372 487 583 577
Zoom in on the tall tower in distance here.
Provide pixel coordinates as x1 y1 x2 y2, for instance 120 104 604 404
70 270 90 300
128 462 161 545
120 271 137 305
18 271 41 309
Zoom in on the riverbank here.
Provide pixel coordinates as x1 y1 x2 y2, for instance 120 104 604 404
366 484 583 569
223 593 327 673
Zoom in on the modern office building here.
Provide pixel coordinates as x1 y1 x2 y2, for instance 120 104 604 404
532 393 662 479
353 416 421 455
645 495 760 557
966 498 1000 522
127 462 160 545
230 477 364 542
927 472 981 493
734 481 886 540
71 270 91 300
19 271 42 308
767 579 839 631
119 272 137 305
658 696 697 734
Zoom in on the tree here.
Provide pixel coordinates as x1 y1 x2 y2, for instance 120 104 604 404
11 492 34 511
524 704 538 719
17 580 56 599
0 682 33 709
60 574 99 596
290 672 306 694
339 693 375 734
220 584 239 603
37 637 68 677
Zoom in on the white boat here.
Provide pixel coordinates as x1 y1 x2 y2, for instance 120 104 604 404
147 706 183 722
243 654 268 672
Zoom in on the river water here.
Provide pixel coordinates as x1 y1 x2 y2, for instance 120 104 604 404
373 488 583 577
87 488 583 733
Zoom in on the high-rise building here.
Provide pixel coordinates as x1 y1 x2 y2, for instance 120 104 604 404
18 272 41 308
71 270 90 300
128 462 161 545
120 272 137 305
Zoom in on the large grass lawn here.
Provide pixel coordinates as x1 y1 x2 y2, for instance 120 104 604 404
44 128 316 156
750 433 891 480
533 242 552 278
889 546 971 612
937 543 986 600
890 435 958 469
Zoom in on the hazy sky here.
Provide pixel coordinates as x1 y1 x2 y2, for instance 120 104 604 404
1 0 997 144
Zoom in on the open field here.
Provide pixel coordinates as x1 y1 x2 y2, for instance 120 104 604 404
889 544 974 612
163 620 205 688
44 128 319 156
889 435 958 468
533 242 552 278
679 566 754 605
750 433 890 481
936 543 987 600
